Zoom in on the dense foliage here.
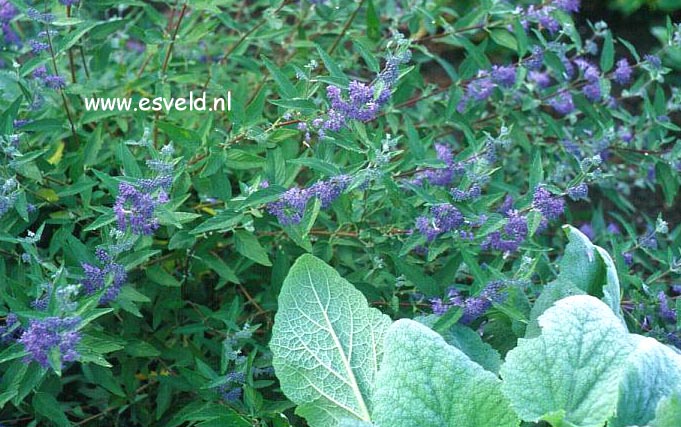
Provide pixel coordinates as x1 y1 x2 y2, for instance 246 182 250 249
0 0 680 425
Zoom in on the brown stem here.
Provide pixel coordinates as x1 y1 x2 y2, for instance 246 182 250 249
328 0 367 55
44 14 79 145
154 3 189 146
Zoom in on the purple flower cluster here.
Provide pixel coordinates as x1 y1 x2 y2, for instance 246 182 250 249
266 175 351 225
29 40 50 54
525 46 544 71
33 65 66 91
457 63 522 111
644 54 662 70
549 91 575 115
574 59 602 102
411 143 464 186
114 182 169 235
658 292 677 324
81 251 128 304
532 186 565 221
481 210 528 252
614 59 633 85
59 0 80 5
414 204 464 241
567 183 588 201
379 49 412 87
451 185 481 202
0 0 19 46
430 280 508 324
218 371 246 403
491 65 517 88
553 0 581 13
321 82 391 132
0 177 18 217
0 313 20 343
523 5 560 34
18 316 81 368
27 8 54 24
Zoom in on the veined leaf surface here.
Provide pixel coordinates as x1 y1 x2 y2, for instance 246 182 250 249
270 255 391 427
501 295 633 427
373 319 518 427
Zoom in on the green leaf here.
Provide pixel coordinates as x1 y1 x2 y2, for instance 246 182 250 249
366 0 380 41
558 225 623 321
651 392 681 427
501 295 634 427
490 29 517 51
316 45 349 85
656 162 679 206
441 323 502 374
270 254 391 426
525 277 586 338
600 31 615 72
610 335 681 427
33 393 71 427
263 57 298 99
234 231 271 266
372 319 518 427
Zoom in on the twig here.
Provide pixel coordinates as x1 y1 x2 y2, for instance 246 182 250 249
154 3 189 146
43 11 79 145
328 0 367 55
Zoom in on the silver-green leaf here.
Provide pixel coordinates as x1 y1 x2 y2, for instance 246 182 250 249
501 295 634 427
610 335 681 427
372 319 519 427
270 254 391 427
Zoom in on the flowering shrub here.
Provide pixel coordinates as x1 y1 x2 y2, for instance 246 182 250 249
0 0 680 425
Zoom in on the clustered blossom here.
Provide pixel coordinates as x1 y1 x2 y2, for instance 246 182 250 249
451 185 481 202
18 316 81 368
32 65 67 91
553 0 581 13
379 49 412 87
0 0 19 45
414 204 464 241
0 176 19 217
217 371 246 403
548 90 575 116
59 0 81 5
614 58 633 85
481 210 528 252
82 251 128 304
574 58 602 102
567 183 588 201
491 65 517 88
29 40 50 54
458 69 508 111
114 148 173 235
532 186 565 221
525 46 544 71
266 175 351 225
27 8 54 23
430 281 508 324
114 183 169 235
0 313 20 343
314 45 410 135
411 143 464 186
321 82 391 133
658 292 677 324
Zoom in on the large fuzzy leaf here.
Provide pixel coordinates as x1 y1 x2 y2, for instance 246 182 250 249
527 226 624 336
501 295 634 427
651 392 681 427
610 335 681 427
270 254 391 427
372 319 519 427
